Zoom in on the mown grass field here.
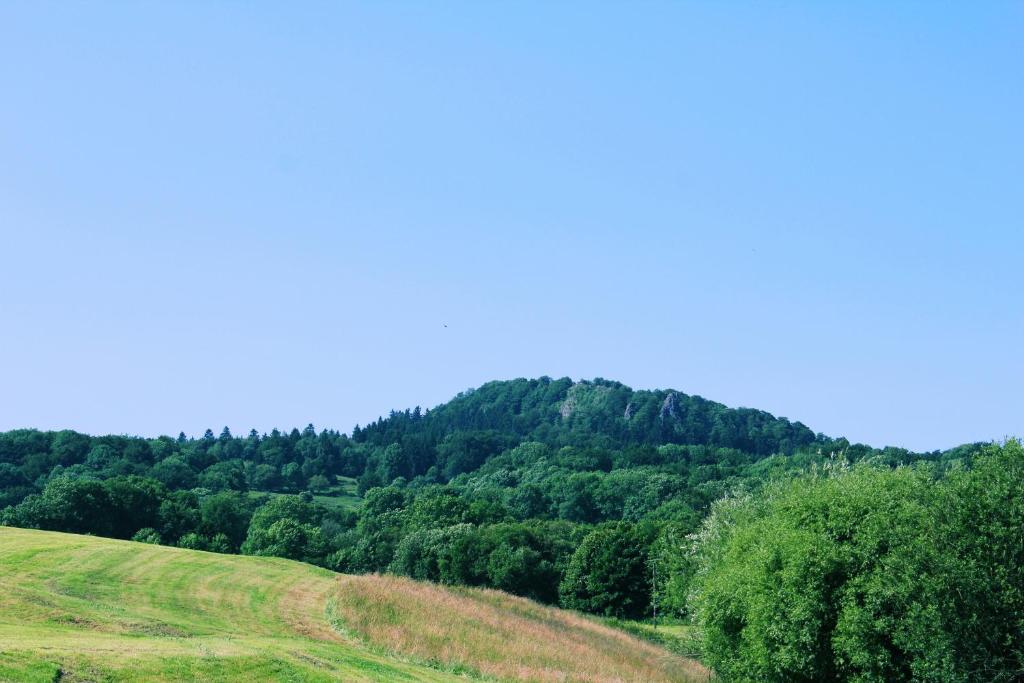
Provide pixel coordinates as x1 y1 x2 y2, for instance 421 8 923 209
0 527 706 682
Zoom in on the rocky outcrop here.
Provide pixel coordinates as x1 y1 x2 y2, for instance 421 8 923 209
659 392 678 420
560 384 578 419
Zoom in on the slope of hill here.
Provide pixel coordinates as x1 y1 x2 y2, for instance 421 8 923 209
331 574 709 682
0 527 704 682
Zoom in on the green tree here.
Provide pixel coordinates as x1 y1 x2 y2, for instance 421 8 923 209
199 460 247 491
687 462 971 682
5 477 113 537
104 476 166 538
559 522 652 618
150 457 198 490
240 495 327 564
199 491 252 551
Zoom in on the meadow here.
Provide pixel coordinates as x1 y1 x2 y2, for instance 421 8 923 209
0 526 704 682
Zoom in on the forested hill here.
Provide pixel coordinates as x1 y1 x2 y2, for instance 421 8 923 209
355 376 818 459
1 376 983 633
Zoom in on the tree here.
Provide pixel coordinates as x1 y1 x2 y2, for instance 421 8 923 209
280 462 304 491
11 477 114 536
389 523 482 584
199 491 252 551
246 463 281 491
150 457 198 490
307 474 330 492
240 495 327 564
486 544 548 597
199 460 247 491
559 522 652 618
0 462 32 509
157 490 201 543
178 532 208 550
927 440 1024 679
381 443 413 482
437 431 509 480
104 476 166 538
687 462 971 682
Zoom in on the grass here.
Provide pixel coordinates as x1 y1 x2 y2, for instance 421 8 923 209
604 619 704 661
0 527 706 682
248 477 363 512
330 574 711 682
0 527 446 682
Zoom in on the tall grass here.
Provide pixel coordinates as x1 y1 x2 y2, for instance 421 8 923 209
330 574 711 682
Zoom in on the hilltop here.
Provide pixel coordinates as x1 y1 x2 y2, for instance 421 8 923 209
354 377 819 458
0 527 705 682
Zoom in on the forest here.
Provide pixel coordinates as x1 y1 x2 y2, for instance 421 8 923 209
1 377 1019 680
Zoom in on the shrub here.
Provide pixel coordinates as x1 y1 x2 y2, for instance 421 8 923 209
131 527 162 544
688 443 1024 682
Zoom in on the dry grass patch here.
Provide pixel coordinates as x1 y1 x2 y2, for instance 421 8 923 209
330 574 710 682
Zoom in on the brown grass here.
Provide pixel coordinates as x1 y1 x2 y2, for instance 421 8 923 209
329 574 710 683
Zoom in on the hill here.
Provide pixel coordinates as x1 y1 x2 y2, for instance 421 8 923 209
2 377 976 628
355 377 819 458
0 527 706 682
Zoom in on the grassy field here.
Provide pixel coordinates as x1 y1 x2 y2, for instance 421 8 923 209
0 527 706 682
248 477 363 513
331 575 709 682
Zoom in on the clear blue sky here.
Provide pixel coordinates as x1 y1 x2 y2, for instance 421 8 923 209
1 3 1020 451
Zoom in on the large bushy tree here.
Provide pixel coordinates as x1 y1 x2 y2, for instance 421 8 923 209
559 522 653 619
687 442 1024 682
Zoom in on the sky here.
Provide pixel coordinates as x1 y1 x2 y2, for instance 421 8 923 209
1 3 1021 452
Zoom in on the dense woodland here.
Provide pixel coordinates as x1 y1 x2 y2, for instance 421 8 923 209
1 377 1019 680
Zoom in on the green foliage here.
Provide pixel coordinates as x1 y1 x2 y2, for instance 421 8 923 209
199 460 247 491
389 523 481 584
687 442 1024 682
243 518 326 563
130 527 162 544
150 457 197 489
240 496 327 563
199 491 253 551
177 532 208 550
437 431 510 479
930 440 1024 680
0 377 994 629
559 522 653 619
104 475 166 538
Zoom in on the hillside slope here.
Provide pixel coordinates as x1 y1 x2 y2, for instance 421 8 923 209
0 527 704 682
331 574 709 682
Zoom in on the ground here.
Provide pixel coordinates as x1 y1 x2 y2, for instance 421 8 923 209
0 527 707 682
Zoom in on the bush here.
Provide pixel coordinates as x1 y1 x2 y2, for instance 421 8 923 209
131 527 162 544
177 532 208 550
688 443 1024 682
